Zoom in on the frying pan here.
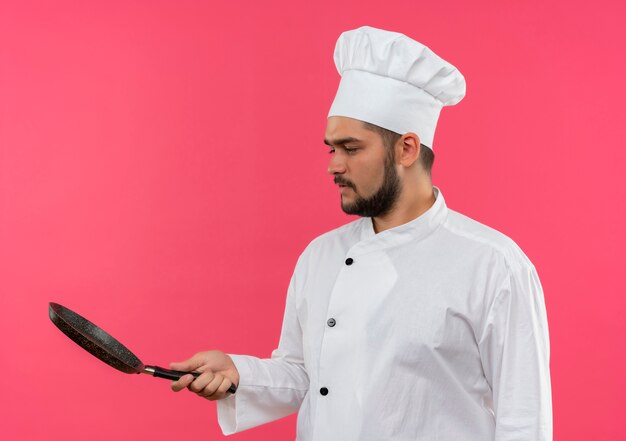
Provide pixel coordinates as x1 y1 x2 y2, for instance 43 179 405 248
48 302 236 394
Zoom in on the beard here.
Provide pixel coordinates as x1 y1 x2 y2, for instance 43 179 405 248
336 155 402 218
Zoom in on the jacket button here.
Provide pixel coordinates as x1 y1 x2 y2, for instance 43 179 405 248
345 258 354 265
327 318 336 327
320 387 329 396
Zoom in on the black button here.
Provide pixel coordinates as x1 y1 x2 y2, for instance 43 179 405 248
320 387 329 396
327 318 336 327
345 258 354 265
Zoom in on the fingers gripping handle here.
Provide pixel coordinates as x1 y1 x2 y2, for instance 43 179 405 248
143 365 237 394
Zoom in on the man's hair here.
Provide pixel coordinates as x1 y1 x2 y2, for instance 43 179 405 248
362 121 435 177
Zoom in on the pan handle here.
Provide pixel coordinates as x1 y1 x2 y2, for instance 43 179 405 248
143 365 237 394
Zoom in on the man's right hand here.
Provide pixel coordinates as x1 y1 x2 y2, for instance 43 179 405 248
169 350 240 401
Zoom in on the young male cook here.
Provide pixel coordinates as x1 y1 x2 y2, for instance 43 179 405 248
170 26 553 441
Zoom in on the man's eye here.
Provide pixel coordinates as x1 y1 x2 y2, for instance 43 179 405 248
327 148 335 154
345 148 358 154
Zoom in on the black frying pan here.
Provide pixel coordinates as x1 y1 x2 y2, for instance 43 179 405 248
48 302 236 394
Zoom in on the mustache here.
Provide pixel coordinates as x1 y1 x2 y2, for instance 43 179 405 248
334 176 356 190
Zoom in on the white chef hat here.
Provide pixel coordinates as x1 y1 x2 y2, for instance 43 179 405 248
327 26 466 149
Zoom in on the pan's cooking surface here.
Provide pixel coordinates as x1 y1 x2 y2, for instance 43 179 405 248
49 303 143 374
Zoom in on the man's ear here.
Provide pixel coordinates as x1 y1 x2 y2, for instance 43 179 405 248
397 132 421 167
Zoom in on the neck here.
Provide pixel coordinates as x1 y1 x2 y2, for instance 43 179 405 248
372 183 435 234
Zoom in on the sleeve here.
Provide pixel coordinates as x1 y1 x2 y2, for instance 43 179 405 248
477 261 553 441
216 268 309 435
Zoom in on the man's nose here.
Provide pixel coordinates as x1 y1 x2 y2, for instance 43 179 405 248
327 153 346 175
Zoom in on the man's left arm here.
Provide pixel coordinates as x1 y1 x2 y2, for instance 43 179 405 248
478 261 553 441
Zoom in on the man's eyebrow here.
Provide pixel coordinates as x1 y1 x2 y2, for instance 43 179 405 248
323 137 363 146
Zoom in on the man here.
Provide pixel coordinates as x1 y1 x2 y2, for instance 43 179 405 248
170 26 552 440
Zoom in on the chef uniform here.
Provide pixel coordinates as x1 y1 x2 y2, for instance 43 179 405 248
217 26 552 441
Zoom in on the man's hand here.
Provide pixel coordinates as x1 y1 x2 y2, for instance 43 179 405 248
170 350 240 401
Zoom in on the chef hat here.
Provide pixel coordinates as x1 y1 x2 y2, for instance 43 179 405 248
327 26 466 149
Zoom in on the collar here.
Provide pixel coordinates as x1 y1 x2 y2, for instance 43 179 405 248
348 186 448 256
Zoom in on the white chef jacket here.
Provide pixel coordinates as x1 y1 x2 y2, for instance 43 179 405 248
217 186 552 440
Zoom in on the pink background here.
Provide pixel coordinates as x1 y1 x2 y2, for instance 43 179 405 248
1 0 625 440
